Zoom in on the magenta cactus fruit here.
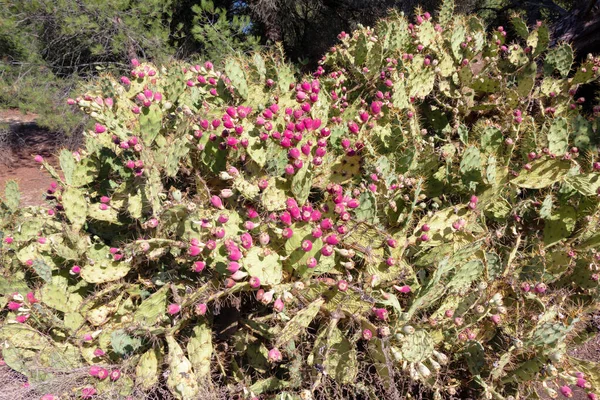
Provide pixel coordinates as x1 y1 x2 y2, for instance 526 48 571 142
282 228 294 239
82 387 97 399
273 298 285 312
210 195 224 209
560 386 573 398
195 303 208 316
109 369 121 381
268 348 282 363
301 239 313 251
188 245 202 257
373 307 388 320
534 283 547 293
321 245 334 256
249 276 261 288
167 304 181 315
93 348 105 357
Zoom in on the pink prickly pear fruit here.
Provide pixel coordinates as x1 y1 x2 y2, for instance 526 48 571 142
70 265 81 274
227 262 241 273
259 232 270 245
109 369 121 381
193 261 206 273
93 348 105 357
373 307 388 320
321 245 334 256
273 298 285 312
97 368 109 380
325 234 339 245
195 303 207 315
268 348 282 362
393 285 411 294
167 304 181 315
34 155 44 163
228 249 242 261
301 239 313 252
337 280 348 291
445 309 454 318
89 366 102 377
420 234 430 242
249 276 261 288
577 378 589 388
534 283 547 293
94 123 106 134
491 314 501 324
306 257 317 268
421 224 431 232
282 228 294 239
210 195 224 209
26 292 38 304
240 233 253 249
82 387 97 399
188 245 202 257
560 385 573 398
15 315 29 323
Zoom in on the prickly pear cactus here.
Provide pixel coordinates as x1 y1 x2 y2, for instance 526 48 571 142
2 0 600 399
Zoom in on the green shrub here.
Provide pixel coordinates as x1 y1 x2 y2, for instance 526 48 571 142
1 1 600 399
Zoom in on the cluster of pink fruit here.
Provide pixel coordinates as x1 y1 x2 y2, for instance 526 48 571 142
192 105 253 151
5 291 38 324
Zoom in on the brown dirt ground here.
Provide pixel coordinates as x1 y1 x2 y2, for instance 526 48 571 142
0 108 598 398
0 109 61 206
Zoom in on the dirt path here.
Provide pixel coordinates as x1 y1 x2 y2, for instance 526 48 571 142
0 109 59 206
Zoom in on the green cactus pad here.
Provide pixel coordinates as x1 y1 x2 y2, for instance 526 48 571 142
244 247 282 285
80 244 131 283
511 158 571 189
544 43 574 78
464 340 486 375
187 322 212 378
136 347 162 391
401 329 434 363
62 187 87 231
276 298 324 348
166 334 199 399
